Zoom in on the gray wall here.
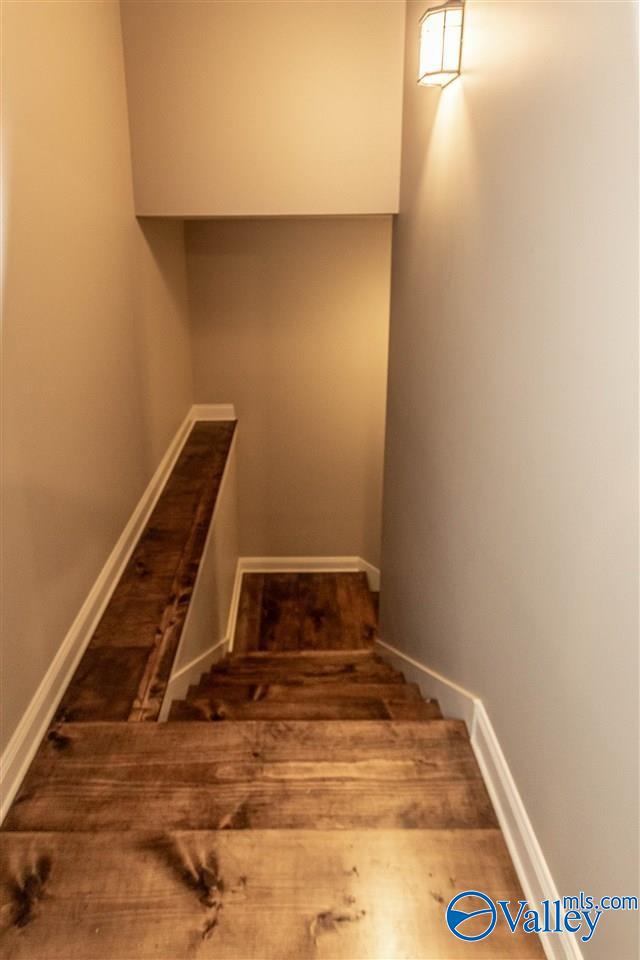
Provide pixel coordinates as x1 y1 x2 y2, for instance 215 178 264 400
187 217 391 567
1 3 193 752
381 3 638 957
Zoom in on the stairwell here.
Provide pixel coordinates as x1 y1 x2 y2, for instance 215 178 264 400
1 567 543 957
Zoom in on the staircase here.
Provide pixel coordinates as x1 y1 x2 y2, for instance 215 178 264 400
168 651 442 722
0 572 543 957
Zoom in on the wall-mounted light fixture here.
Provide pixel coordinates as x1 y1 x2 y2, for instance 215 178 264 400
418 1 464 88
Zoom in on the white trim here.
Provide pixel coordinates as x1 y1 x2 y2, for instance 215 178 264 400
374 637 475 726
1 402 237 822
471 702 582 960
191 403 236 421
237 556 380 589
158 639 227 720
374 640 581 960
356 557 380 592
225 559 245 655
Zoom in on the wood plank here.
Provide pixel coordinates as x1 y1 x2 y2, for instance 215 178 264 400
55 647 152 722
201 663 405 686
261 573 304 652
335 572 377 649
4 721 495 832
169 696 442 722
232 574 264 655
90 597 167 649
10 719 471 767
0 830 544 958
4 778 497 831
300 574 342 650
234 573 378 654
224 651 394 670
189 682 424 703
56 421 236 724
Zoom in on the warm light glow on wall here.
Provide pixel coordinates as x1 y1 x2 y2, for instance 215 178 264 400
418 1 464 88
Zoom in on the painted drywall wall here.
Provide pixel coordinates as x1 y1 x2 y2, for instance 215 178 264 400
133 219 193 468
1 2 193 753
381 3 638 957
187 217 391 567
119 0 405 216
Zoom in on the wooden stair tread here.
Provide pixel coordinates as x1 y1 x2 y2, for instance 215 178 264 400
11 718 470 762
0 560 541 958
187 682 424 702
168 697 442 722
206 658 403 684
0 829 544 959
5 720 494 831
197 671 405 689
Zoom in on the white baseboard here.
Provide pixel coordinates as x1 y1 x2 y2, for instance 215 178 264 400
158 639 228 720
191 403 236 421
471 702 582 960
374 639 580 960
225 559 245 656
356 557 381 592
375 638 475 726
0 402 236 823
237 556 380 590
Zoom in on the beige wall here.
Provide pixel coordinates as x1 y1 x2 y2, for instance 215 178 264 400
120 0 405 216
382 3 638 956
1 2 193 752
187 217 391 566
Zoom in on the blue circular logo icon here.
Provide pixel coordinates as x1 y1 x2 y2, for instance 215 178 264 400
446 890 497 942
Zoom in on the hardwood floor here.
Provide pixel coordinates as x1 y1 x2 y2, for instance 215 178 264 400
233 571 378 652
1 569 543 957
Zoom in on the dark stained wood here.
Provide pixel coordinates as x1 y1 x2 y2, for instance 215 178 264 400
1 557 545 959
169 695 442 722
4 720 496 832
56 421 235 724
188 682 424 703
201 663 404 686
335 573 377 648
233 572 377 654
53 647 152 722
371 590 379 620
232 573 264 654
9 718 471 769
0 830 544 958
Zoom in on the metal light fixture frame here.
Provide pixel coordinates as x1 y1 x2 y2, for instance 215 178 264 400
417 0 465 89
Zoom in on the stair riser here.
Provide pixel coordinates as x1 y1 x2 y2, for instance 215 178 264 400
186 682 424 703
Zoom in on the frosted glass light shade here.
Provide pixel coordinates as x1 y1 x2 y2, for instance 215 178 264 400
418 2 464 88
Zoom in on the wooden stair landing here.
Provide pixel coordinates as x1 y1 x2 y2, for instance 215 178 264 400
234 571 378 653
